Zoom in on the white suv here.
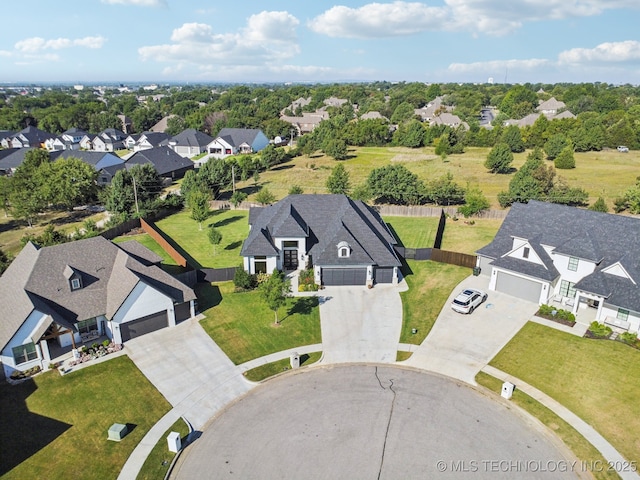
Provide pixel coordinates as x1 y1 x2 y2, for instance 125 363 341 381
617 146 629 152
451 288 488 314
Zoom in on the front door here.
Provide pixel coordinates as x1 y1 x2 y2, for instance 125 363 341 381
283 250 298 270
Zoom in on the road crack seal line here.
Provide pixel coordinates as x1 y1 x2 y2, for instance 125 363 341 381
374 367 397 480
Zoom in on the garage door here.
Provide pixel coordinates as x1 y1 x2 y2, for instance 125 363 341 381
175 302 191 322
322 268 367 286
374 267 394 284
120 311 168 342
495 272 542 303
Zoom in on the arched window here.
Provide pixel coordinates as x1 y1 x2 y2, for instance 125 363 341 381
337 241 350 258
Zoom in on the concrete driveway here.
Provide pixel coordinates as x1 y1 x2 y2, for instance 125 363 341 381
319 282 406 364
125 317 251 430
403 275 538 385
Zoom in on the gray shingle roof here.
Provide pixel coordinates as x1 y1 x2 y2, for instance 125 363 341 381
241 194 400 268
169 128 214 147
0 148 35 170
0 236 196 351
126 146 195 176
477 200 640 310
215 128 263 147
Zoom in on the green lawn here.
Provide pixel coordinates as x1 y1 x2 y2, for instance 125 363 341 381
153 208 249 268
489 322 640 464
198 282 321 365
237 146 640 209
243 352 322 382
0 210 108 258
0 356 171 480
476 372 619 480
113 233 179 266
136 418 190 480
383 216 439 248
440 217 503 254
399 260 471 344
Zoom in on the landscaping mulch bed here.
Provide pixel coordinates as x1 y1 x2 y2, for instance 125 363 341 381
583 329 610 340
535 312 576 327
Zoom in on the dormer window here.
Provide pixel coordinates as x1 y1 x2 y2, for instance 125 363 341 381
523 247 530 259
337 241 351 258
71 278 81 291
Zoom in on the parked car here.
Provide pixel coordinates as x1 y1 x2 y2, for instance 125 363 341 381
617 146 629 152
451 288 488 314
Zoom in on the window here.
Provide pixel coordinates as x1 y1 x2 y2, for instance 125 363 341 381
617 309 630 322
339 248 349 258
254 256 267 274
71 278 81 291
77 318 98 334
559 280 576 298
12 342 37 365
283 241 298 248
523 247 530 259
568 256 579 271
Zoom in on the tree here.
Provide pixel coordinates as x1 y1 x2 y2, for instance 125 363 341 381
230 191 248 208
104 164 162 218
326 163 351 195
390 101 416 124
501 125 525 153
208 226 222 255
165 116 186 136
554 146 575 169
589 197 609 212
199 158 232 198
255 187 276 205
48 158 98 210
498 147 554 207
0 248 10 275
426 173 465 206
288 185 304 195
548 179 588 206
457 187 490 217
259 269 290 325
10 149 50 226
323 138 348 160
393 120 425 148
190 190 210 230
484 143 514 174
351 183 371 202
367 164 425 205
0 176 11 217
544 134 569 160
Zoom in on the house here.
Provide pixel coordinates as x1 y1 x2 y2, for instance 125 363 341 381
360 111 388 121
133 132 169 152
206 128 269 160
49 150 125 185
44 128 88 152
0 236 197 378
79 134 96 150
167 128 214 158
0 130 15 149
149 115 176 133
8 126 52 148
92 128 127 152
280 111 329 135
117 114 133 134
241 194 402 286
124 134 141 150
0 148 37 175
126 146 194 179
537 97 566 116
476 200 640 335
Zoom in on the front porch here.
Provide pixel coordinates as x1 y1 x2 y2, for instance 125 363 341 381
47 334 112 366
549 294 599 326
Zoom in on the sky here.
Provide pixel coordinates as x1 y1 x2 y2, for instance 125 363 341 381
1 0 640 85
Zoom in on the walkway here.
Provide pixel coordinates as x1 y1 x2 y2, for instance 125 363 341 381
483 366 640 480
318 282 406 364
403 275 538 384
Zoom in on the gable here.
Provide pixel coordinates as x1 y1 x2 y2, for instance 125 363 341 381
602 262 635 283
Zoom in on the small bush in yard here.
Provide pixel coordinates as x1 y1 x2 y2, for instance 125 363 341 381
538 304 554 316
619 332 640 348
233 266 256 290
588 321 612 339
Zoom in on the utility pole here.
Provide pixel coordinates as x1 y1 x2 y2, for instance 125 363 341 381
132 174 140 215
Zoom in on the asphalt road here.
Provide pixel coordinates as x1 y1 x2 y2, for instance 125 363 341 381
171 365 579 480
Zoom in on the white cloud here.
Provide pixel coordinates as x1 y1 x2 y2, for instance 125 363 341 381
139 11 300 68
558 41 640 65
15 36 106 53
309 1 640 38
101 0 166 6
448 58 550 74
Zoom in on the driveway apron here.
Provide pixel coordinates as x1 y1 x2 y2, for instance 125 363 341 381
319 283 405 364
125 317 251 430
404 275 537 385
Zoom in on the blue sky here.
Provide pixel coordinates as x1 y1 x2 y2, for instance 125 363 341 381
2 0 640 85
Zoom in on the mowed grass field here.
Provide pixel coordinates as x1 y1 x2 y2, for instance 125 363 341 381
237 146 640 210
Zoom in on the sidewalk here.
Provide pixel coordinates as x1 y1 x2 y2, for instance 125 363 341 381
237 344 323 373
482 365 640 480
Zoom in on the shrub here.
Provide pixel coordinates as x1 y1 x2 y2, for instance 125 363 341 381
298 269 315 285
233 266 256 290
538 304 553 316
255 271 270 285
588 321 612 339
102 339 110 347
619 332 639 345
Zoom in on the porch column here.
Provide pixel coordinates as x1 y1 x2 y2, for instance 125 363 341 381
392 267 399 285
39 340 51 364
596 299 605 322
190 299 196 318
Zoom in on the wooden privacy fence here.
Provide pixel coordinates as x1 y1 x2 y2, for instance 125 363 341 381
199 267 236 283
431 248 477 268
140 218 189 268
